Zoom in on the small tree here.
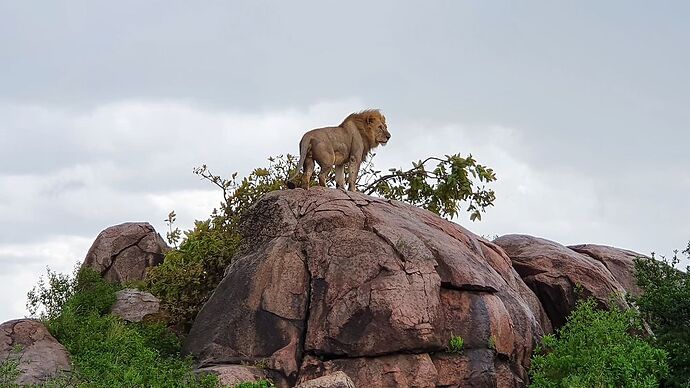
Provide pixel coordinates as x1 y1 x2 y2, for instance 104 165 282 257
632 247 690 387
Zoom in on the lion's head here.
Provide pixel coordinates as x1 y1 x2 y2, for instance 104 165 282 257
346 109 391 148
366 111 391 146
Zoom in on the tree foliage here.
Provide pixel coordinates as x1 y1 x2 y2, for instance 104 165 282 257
360 154 496 221
529 298 668 388
631 247 690 388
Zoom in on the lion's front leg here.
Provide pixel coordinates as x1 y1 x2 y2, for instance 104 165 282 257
335 165 345 189
347 156 361 191
318 164 332 187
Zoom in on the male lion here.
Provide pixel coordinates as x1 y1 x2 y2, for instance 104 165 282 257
287 109 390 191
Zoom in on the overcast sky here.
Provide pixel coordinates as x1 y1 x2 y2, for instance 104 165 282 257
1 1 689 323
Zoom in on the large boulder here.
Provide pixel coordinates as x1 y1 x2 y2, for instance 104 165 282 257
0 319 71 385
184 188 549 387
110 289 161 323
82 222 168 283
494 235 629 329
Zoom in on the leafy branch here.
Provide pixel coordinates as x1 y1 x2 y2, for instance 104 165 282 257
359 154 496 221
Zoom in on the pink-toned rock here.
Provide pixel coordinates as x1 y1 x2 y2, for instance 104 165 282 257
184 236 309 381
433 351 523 388
568 244 646 296
184 188 548 387
196 364 287 387
82 222 168 283
110 289 161 322
299 354 437 388
295 371 355 388
494 234 628 329
0 319 71 385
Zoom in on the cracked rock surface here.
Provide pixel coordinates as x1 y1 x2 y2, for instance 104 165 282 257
0 319 72 385
184 188 550 387
82 222 169 283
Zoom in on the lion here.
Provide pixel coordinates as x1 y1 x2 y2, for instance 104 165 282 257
287 109 391 191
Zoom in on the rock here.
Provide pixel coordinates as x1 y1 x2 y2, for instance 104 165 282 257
0 319 71 385
568 244 646 296
294 371 355 388
195 364 286 387
299 354 437 388
184 188 548 387
82 222 169 283
433 350 523 388
110 289 161 323
494 234 628 329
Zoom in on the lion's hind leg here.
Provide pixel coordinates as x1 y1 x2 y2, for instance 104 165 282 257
317 164 332 187
301 157 315 189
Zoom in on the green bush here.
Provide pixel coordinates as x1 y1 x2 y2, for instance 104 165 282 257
27 267 219 388
145 219 240 330
632 247 690 387
529 298 668 388
448 335 464 353
0 346 21 387
26 266 77 320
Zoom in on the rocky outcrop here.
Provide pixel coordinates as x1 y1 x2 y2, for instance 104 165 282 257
82 222 169 283
494 235 632 329
0 319 71 385
110 289 161 323
568 244 645 296
184 188 549 387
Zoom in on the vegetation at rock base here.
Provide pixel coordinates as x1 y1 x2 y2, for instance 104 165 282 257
231 380 275 388
24 267 220 388
146 153 497 330
448 335 464 353
0 346 21 387
529 298 668 388
631 246 690 388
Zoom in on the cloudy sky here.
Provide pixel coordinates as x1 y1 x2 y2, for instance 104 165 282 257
1 1 688 323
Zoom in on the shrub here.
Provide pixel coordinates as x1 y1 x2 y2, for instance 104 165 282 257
145 219 240 330
28 267 220 388
448 335 464 353
26 266 77 320
0 346 21 388
632 247 690 387
529 298 668 388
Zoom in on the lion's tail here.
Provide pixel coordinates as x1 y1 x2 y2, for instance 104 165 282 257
286 137 311 189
